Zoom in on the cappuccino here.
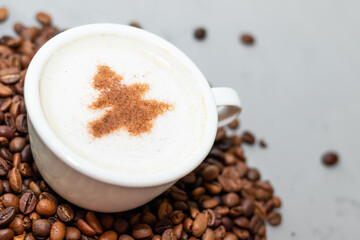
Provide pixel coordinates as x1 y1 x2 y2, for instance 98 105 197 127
40 34 207 175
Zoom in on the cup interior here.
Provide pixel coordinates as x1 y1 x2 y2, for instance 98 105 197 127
25 23 218 187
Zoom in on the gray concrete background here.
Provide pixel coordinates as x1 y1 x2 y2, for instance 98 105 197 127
1 0 360 239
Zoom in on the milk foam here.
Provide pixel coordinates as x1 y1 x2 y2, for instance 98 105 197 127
40 34 207 175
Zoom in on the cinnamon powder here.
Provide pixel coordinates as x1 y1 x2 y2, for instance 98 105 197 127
88 65 173 138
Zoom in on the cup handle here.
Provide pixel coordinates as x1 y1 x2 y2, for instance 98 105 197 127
211 87 242 127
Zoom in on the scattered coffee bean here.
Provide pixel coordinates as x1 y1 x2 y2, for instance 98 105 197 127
240 33 255 45
129 22 142 29
267 211 282 226
259 139 267 148
322 151 338 166
194 28 206 40
36 12 52 26
242 131 255 144
0 7 8 22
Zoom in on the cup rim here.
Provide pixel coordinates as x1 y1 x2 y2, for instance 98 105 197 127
24 23 218 187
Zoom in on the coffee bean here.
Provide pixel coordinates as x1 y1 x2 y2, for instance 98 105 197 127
141 211 157 226
162 228 176 240
240 34 255 45
119 234 135 240
0 136 8 146
132 223 152 239
24 232 36 240
0 207 16 227
267 211 281 226
0 83 13 97
259 139 267 148
194 28 206 40
155 218 173 234
0 8 8 22
242 131 255 144
0 228 14 240
29 181 41 196
9 216 24 234
12 152 20 168
9 137 26 152
222 193 240 207
66 227 81 240
77 218 96 236
113 218 129 234
192 213 207 237
23 216 31 231
50 221 66 240
213 225 225 240
36 12 52 26
39 192 57 206
170 187 188 201
2 193 19 212
232 227 249 240
20 144 31 162
55 204 73 222
220 217 232 231
170 210 185 225
2 180 11 193
32 219 51 238
0 68 21 85
19 192 37 214
36 199 56 217
223 232 237 240
242 199 255 217
201 228 214 240
322 151 338 166
0 126 15 140
204 181 222 195
9 168 22 193
97 214 113 231
158 201 173 220
85 211 103 234
228 119 239 129
129 22 142 29
15 114 27 133
202 165 219 181
233 217 249 229
0 157 10 176
199 195 218 209
249 215 263 234
98 230 118 240
19 162 32 177
246 169 260 181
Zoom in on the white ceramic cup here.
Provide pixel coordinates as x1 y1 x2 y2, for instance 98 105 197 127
24 24 241 212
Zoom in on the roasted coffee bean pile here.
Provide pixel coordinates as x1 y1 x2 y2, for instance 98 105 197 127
0 11 282 240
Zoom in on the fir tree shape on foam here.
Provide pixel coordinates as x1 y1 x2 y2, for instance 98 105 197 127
88 65 173 138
